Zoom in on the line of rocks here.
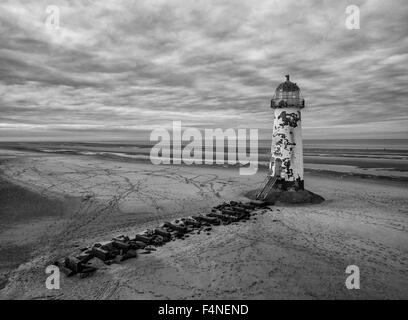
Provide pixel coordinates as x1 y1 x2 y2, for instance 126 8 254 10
53 199 270 279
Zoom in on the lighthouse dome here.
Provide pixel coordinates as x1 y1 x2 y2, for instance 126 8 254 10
276 75 300 92
271 75 305 109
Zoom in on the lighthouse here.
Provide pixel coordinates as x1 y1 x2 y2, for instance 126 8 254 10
256 75 323 203
270 74 304 190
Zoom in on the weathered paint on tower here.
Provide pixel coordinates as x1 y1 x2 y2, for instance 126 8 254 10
270 75 305 191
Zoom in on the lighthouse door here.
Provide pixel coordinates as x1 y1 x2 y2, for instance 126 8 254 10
274 159 282 177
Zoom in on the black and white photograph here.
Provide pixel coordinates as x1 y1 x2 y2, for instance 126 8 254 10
0 0 407 305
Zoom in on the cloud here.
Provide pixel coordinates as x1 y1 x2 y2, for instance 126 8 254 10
0 0 407 140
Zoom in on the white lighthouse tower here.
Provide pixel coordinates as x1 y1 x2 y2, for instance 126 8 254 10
256 75 306 200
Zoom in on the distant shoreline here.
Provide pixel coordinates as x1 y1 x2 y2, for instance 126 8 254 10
1 144 408 183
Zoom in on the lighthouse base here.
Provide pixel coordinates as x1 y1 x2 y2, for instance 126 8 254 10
246 188 324 205
274 178 304 191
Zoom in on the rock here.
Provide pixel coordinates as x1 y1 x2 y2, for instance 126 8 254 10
76 250 94 263
249 200 268 207
135 234 152 244
154 228 171 239
182 217 201 228
64 256 83 273
115 249 137 262
112 240 130 251
151 235 165 245
207 212 236 223
91 246 112 261
175 232 185 239
129 240 147 249
100 241 114 251
239 202 256 210
221 208 248 220
60 265 76 277
87 257 107 269
164 221 188 233
57 197 285 280
192 215 220 225
124 249 137 259
112 235 130 242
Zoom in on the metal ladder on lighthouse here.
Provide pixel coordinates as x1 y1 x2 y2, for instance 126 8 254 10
255 175 278 200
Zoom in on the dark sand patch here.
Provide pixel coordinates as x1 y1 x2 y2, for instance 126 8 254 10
0 178 64 227
0 175 81 292
0 245 33 290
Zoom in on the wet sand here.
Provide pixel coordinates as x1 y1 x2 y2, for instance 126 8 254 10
0 172 80 290
0 151 407 299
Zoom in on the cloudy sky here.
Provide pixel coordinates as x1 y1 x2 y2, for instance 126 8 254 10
0 0 407 141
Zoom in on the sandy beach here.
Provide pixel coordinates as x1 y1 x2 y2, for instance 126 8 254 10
0 149 407 299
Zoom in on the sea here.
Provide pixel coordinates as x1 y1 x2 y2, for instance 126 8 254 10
0 139 407 180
